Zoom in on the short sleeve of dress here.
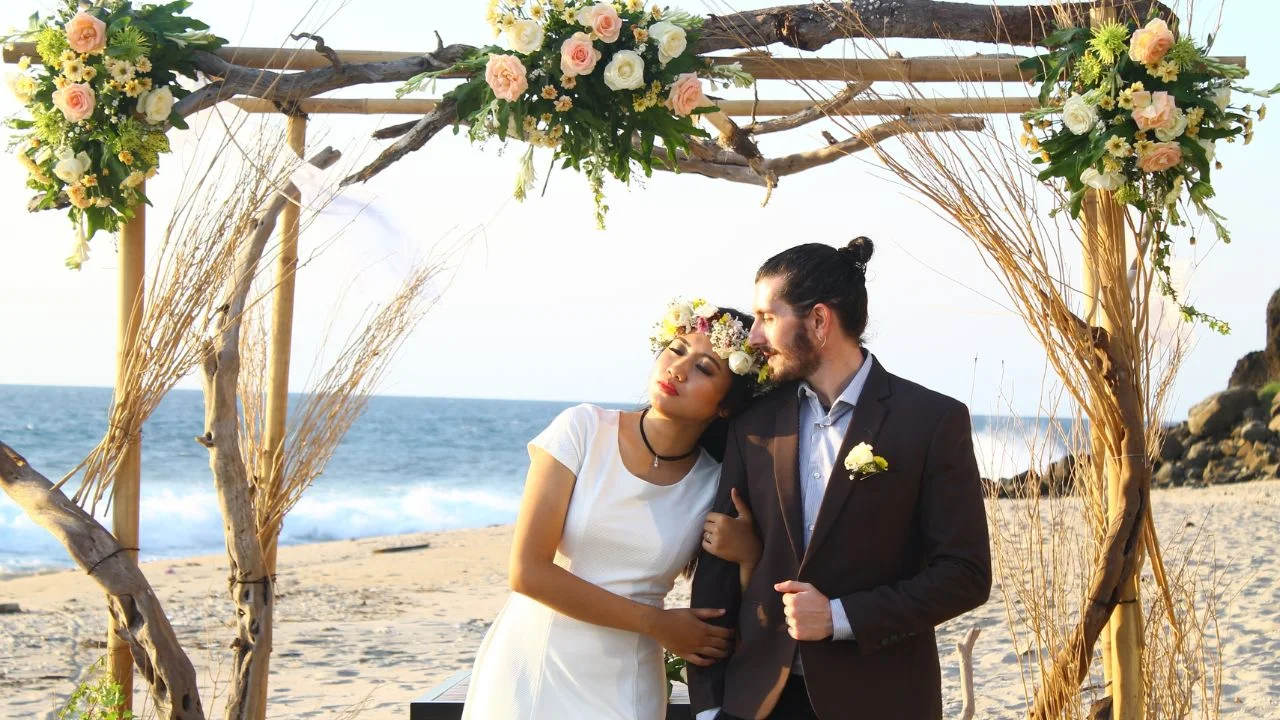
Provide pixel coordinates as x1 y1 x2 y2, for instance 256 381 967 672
528 404 596 475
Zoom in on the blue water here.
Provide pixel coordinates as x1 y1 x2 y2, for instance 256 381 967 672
0 385 1062 574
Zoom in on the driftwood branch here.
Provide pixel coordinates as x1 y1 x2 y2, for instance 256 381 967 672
341 99 458 186
198 146 340 720
695 0 1174 53
956 626 981 720
742 81 873 135
0 443 203 720
289 32 342 72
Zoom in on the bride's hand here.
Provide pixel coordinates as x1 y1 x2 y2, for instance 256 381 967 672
647 607 734 667
702 488 761 569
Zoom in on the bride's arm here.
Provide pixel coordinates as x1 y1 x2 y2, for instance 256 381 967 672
509 448 733 666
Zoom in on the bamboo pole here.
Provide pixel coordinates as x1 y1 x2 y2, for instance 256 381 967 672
109 186 145 712
246 115 306 720
227 96 1038 117
3 41 1245 79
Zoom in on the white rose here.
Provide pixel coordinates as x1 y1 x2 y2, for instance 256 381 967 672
727 350 753 375
1080 167 1124 191
137 86 175 125
1198 138 1216 163
506 18 544 54
667 305 692 328
693 302 719 319
53 148 92 184
1155 107 1188 141
1061 94 1098 135
602 49 645 91
844 442 875 471
1213 87 1231 111
647 20 687 66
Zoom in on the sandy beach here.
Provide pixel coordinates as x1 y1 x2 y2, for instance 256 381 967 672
2 480 1277 720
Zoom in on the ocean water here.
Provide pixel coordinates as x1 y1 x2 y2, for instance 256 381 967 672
0 385 1066 575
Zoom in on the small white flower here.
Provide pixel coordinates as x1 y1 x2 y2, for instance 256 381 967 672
603 49 645 91
727 350 753 375
506 18 544 54
647 20 687 66
1062 94 1098 135
1080 167 1124 191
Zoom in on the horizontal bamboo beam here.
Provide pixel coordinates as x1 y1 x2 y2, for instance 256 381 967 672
2 43 1246 81
228 96 1037 117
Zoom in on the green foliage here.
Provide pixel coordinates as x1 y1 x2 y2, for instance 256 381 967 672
1259 382 1280 408
58 667 136 720
663 650 686 700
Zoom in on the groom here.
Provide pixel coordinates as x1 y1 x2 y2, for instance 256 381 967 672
689 239 992 720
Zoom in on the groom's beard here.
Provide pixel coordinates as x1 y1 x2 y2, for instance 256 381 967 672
769 326 821 383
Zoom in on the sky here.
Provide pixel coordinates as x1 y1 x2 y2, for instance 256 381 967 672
1 0 1277 420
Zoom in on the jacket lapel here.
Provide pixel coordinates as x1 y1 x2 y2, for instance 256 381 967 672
801 359 892 569
772 390 805 564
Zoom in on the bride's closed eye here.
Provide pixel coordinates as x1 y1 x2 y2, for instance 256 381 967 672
668 342 716 376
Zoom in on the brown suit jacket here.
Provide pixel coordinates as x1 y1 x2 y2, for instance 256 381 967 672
688 356 991 720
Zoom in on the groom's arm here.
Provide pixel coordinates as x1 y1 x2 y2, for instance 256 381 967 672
687 424 749 714
837 402 992 654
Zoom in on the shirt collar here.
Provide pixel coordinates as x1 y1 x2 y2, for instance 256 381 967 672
797 351 875 413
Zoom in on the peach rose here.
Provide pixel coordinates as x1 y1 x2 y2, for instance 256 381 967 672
65 12 107 55
1131 90 1176 131
1137 141 1182 173
585 3 622 43
560 32 602 77
1129 18 1174 66
52 82 96 123
667 73 709 117
484 54 528 102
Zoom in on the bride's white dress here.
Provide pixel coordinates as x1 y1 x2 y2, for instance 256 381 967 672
461 404 719 720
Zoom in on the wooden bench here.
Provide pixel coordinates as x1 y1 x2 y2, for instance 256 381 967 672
410 671 694 719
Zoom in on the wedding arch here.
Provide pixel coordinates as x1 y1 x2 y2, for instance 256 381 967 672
0 1 1256 718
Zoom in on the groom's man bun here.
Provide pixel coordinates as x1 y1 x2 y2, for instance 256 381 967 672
756 238 873 345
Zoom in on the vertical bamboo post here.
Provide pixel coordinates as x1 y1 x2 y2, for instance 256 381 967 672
248 114 306 720
109 186 145 710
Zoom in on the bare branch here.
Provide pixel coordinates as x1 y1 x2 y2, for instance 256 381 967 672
341 98 458 186
768 115 986 176
289 32 342 72
742 81 872 135
372 119 420 140
0 443 203 720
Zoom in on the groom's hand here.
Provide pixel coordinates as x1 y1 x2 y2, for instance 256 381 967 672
774 581 834 641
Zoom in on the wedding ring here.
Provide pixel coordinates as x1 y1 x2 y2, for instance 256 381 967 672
703 531 712 543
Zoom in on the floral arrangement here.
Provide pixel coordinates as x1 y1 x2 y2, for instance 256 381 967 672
843 441 887 481
399 0 752 229
1020 15 1274 331
3 0 225 268
650 298 772 393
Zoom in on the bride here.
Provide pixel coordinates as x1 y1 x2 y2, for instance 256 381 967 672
461 299 768 719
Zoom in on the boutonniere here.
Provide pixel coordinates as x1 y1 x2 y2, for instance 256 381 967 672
844 442 888 481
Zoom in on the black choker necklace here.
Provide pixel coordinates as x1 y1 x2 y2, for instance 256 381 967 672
638 408 698 469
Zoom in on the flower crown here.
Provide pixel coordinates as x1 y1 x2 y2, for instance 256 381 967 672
649 298 773 394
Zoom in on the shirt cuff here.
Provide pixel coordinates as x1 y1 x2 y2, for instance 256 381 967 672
695 709 721 720
830 598 855 641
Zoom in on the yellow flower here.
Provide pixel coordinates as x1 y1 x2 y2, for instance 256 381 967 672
118 150 134 164
123 79 143 97
1039 151 1051 162
633 27 649 43
1134 139 1155 156
82 174 98 187
627 0 643 10
1021 120 1033 133
564 7 577 23
1151 60 1179 82
123 170 146 188
59 50 77 66
81 65 97 82
1098 95 1115 111
651 5 662 19
531 4 544 20
1105 135 1132 157
108 60 135 83
554 95 573 112
1118 88 1135 110
136 56 152 73
94 196 112 208
138 77 152 91
106 80 122 92
560 74 576 89
522 116 537 134
1103 157 1122 174
1260 104 1268 120
66 183 92 209
1245 131 1254 145
54 75 70 89
540 112 553 123
1129 81 1145 93
541 85 558 100
62 58 88 82
1186 106 1205 126
17 56 31 70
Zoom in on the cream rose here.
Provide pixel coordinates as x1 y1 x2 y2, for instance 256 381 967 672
1061 94 1098 135
1137 141 1183 173
728 350 753 375
1154 107 1188 141
65 12 107 55
578 3 621 43
647 20 687 66
667 73 709 117
1213 86 1232 111
1080 167 1124 191
484 54 529 102
667 304 692 328
603 50 645 91
136 86 175 124
1128 18 1175 66
506 19 545 54
560 32 602 77
845 442 875 471
1131 90 1176 131
52 82 96 123
53 147 92 184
